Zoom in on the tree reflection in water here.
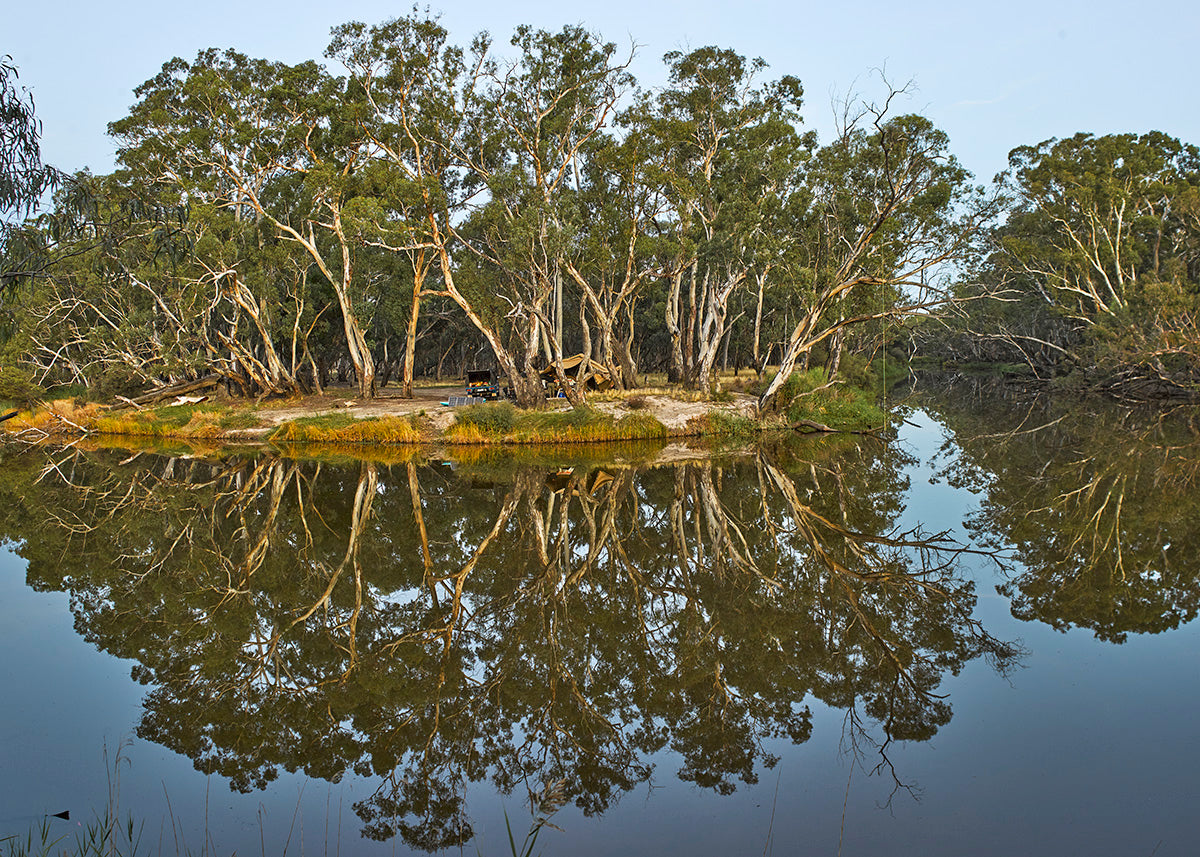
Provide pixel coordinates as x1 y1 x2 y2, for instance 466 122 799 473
923 378 1200 643
0 439 1019 850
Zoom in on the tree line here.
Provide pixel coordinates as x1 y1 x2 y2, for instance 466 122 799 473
2 14 1198 408
923 132 1200 397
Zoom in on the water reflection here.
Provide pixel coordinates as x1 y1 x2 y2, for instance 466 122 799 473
922 378 1200 642
0 440 1018 850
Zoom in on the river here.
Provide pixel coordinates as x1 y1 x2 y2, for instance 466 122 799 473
2 386 1197 856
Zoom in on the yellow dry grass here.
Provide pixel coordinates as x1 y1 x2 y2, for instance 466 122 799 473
2 400 104 435
269 414 423 445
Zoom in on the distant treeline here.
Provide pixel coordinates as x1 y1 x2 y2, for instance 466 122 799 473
1 14 1196 406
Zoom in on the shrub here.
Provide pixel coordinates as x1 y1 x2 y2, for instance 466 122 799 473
89 367 145 402
454 402 519 433
0 365 41 408
771 368 886 432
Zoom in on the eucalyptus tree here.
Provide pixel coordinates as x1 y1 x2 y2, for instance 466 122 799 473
1 54 67 367
758 97 995 411
648 47 808 393
330 15 634 406
109 49 383 397
985 132 1200 394
561 125 672 389
326 14 464 398
1 55 64 291
16 173 214 394
1003 132 1200 317
454 24 634 404
14 169 310 400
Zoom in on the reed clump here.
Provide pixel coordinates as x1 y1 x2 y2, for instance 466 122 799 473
269 413 422 444
91 402 266 439
446 403 668 444
697 410 761 437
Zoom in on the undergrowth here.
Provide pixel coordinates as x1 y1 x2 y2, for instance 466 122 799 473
753 367 886 431
91 402 265 439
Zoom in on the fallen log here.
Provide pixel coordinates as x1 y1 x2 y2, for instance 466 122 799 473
114 376 221 409
789 418 834 433
788 418 884 436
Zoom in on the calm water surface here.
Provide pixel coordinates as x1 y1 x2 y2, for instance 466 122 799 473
2 389 1198 856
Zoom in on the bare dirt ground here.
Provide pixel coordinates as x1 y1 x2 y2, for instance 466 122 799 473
255 385 461 430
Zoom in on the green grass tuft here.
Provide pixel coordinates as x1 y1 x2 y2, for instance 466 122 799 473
92 402 269 439
446 404 668 445
701 410 761 437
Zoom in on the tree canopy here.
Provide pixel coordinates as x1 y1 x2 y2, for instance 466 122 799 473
1 13 1002 408
924 131 1200 397
5 15 1197 406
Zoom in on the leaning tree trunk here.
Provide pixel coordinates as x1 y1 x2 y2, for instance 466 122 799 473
432 237 543 407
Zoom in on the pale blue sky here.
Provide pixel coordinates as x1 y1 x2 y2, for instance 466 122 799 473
8 0 1199 186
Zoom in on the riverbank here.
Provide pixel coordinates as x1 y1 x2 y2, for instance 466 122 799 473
0 385 762 446
1 369 888 448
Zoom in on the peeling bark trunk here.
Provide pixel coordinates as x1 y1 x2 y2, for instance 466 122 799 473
401 250 428 399
666 269 684 383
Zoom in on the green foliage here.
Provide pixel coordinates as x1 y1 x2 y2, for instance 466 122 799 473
770 368 886 431
2 56 67 314
1 56 63 221
89 366 150 402
0 364 40 407
42 383 88 401
937 131 1200 396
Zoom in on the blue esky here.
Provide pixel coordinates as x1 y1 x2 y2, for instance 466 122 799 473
8 0 1199 187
